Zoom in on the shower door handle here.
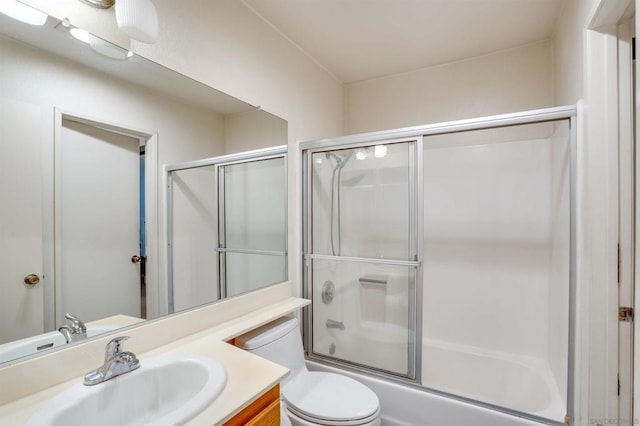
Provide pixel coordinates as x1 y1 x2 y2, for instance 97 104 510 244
326 319 345 330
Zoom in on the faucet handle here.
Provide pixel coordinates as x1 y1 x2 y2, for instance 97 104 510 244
64 313 86 333
105 336 130 361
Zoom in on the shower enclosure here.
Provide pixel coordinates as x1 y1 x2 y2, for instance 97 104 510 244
302 106 575 425
165 146 287 313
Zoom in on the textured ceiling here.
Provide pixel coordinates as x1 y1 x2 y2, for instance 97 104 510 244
242 0 565 83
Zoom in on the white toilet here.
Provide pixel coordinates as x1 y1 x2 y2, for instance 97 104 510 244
236 316 381 426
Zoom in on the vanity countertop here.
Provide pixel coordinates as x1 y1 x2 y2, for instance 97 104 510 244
0 296 310 425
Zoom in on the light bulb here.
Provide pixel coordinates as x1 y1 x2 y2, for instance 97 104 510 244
374 145 387 158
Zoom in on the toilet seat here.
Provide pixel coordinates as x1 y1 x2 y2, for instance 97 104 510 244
283 372 380 425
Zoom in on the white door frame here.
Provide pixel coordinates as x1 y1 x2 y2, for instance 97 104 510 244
49 108 158 328
617 16 635 424
582 0 635 424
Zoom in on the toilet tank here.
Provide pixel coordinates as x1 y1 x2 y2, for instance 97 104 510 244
235 316 307 384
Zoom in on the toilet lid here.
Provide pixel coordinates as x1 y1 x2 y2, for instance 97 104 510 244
283 372 379 422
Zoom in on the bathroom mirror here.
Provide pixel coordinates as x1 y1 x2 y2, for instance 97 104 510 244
0 8 288 365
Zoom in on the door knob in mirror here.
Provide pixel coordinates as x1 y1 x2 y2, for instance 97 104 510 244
23 274 40 286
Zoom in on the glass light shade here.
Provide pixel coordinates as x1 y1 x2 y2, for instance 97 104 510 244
0 0 47 26
70 27 91 44
89 36 133 60
115 0 158 44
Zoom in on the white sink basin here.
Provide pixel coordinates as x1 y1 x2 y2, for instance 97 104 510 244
26 355 227 426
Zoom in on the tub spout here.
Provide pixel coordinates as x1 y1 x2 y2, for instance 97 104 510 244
326 319 345 330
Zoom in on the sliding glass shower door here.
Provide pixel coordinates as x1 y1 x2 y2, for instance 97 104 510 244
304 140 420 378
166 147 287 314
302 107 576 425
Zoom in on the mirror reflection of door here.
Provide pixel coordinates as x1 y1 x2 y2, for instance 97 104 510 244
0 98 44 344
57 119 144 326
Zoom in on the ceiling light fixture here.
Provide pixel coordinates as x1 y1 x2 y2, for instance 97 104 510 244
89 36 133 60
115 0 158 44
0 0 47 26
76 0 158 44
56 19 133 60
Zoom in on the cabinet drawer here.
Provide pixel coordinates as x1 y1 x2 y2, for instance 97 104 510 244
246 398 279 426
224 384 280 426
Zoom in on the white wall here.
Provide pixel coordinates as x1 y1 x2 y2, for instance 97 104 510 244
22 0 344 145
553 0 597 105
225 109 288 154
345 41 554 134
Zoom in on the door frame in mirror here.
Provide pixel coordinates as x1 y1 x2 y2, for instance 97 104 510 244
51 108 159 328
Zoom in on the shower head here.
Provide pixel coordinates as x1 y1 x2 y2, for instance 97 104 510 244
326 151 354 169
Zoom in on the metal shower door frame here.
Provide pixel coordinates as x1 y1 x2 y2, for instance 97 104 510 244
215 153 288 299
300 105 577 426
302 136 422 381
164 145 287 313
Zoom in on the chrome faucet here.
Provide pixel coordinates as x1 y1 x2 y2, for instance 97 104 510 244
84 336 140 386
58 313 87 343
326 319 345 330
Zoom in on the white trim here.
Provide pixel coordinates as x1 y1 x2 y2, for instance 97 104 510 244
583 24 620 423
617 17 635 423
165 145 287 172
588 0 633 29
143 134 159 320
582 0 635 421
51 108 159 326
300 105 576 150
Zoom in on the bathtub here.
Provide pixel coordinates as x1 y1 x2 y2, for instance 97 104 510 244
312 323 566 425
422 339 566 422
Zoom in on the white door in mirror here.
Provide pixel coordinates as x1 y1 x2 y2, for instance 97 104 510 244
26 355 227 426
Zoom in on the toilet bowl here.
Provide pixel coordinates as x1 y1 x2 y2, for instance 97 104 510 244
235 317 381 426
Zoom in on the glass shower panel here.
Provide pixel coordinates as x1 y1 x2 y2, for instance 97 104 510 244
312 258 414 377
225 252 286 298
170 165 218 312
223 157 286 252
421 120 570 423
311 142 411 260
219 155 287 298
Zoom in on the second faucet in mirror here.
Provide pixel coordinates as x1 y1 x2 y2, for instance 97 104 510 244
58 313 87 343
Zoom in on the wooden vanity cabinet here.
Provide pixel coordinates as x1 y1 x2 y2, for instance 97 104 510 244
224 384 280 426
